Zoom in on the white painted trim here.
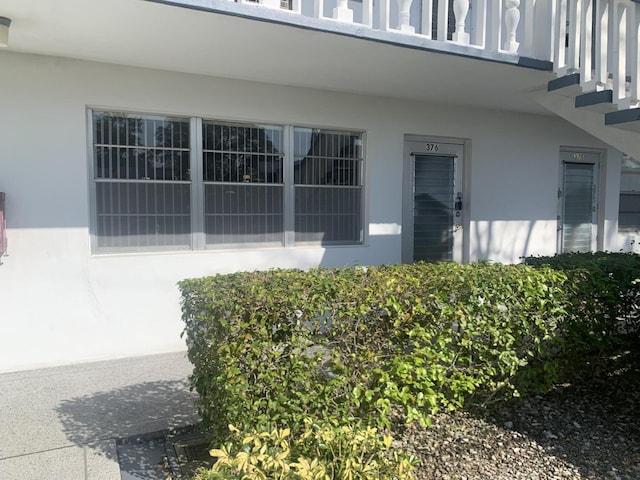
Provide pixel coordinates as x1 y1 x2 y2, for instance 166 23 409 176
191 117 205 250
284 126 295 247
86 107 97 255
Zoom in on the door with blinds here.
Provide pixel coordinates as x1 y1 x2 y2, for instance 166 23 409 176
558 151 600 253
403 139 465 263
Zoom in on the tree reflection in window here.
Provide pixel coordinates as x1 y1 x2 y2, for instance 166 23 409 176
294 129 361 186
203 122 283 184
94 113 190 182
202 121 284 245
92 112 192 252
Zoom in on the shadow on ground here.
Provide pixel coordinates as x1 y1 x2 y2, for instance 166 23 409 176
485 361 640 479
55 379 199 467
396 358 640 479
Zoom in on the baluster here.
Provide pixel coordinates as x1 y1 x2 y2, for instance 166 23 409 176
333 0 354 22
397 0 415 32
362 0 373 27
612 0 627 104
566 0 582 72
554 0 568 72
594 0 609 86
539 0 557 61
472 0 487 48
437 0 448 41
453 0 470 43
522 0 551 59
421 0 434 38
504 0 521 52
630 4 640 106
379 0 390 30
580 0 594 89
522 0 536 57
486 0 502 52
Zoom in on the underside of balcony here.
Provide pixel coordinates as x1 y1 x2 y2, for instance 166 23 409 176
0 0 555 115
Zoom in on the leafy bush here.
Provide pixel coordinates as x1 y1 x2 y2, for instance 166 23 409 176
525 252 640 358
179 262 569 438
192 420 418 480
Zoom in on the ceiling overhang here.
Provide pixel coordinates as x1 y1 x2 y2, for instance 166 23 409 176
0 0 555 114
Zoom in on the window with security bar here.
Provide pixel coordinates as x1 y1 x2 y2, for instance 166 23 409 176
93 112 192 252
619 155 640 233
91 112 364 253
202 121 284 246
294 128 363 244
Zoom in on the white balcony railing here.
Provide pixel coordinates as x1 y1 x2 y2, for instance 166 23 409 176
237 0 556 55
555 0 639 109
237 0 639 109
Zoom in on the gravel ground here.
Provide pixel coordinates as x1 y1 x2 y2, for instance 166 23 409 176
396 360 640 480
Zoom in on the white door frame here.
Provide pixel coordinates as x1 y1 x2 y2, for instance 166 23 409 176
402 136 468 263
557 148 604 253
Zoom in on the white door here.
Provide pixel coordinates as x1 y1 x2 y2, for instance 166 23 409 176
558 150 600 253
403 140 465 263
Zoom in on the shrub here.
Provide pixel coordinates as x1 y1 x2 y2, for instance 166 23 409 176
192 420 418 480
179 262 569 438
525 252 640 358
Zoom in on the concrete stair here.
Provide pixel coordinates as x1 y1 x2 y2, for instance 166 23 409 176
535 71 640 159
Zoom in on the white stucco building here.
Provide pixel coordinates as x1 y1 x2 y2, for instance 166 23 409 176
0 0 638 372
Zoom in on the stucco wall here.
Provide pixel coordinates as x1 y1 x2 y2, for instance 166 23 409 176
0 51 624 372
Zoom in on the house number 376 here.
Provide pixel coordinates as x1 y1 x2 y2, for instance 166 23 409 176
426 143 439 152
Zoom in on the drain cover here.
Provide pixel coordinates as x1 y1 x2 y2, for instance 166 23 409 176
116 425 214 480
166 428 214 478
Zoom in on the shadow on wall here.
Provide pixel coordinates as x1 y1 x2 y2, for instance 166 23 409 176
55 379 199 466
472 220 549 262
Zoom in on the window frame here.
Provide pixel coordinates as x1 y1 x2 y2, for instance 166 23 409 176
88 110 196 254
200 119 287 249
291 126 365 246
88 108 366 254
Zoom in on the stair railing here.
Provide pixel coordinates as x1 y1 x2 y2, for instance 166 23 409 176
553 0 639 109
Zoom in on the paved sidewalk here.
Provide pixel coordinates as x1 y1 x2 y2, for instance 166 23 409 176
0 352 199 480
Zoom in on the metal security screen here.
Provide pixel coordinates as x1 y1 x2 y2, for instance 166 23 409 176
618 155 640 232
93 112 191 252
90 111 365 253
293 128 363 244
202 122 284 245
562 162 595 253
619 193 640 231
413 155 454 262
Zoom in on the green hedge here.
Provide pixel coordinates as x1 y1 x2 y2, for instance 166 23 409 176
525 252 640 357
179 262 569 439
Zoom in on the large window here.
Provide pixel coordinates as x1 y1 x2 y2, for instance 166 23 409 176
91 111 364 253
294 128 363 244
93 112 192 252
202 121 285 246
619 154 640 233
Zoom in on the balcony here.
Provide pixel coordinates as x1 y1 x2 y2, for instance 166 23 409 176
149 0 639 124
1 0 637 122
155 0 554 65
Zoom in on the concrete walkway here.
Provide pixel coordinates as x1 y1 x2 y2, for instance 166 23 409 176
0 351 199 480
